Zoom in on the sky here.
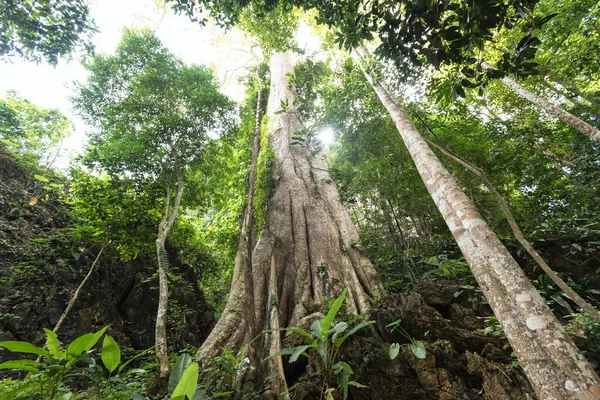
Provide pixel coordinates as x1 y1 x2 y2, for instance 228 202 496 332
0 0 332 167
0 0 256 166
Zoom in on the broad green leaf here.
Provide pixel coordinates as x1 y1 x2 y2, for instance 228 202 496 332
101 335 121 373
321 288 347 338
0 341 48 357
34 174 49 182
389 343 400 360
169 353 192 395
66 326 108 367
43 329 64 358
310 319 322 338
0 360 40 373
334 320 374 347
172 362 198 400
410 341 427 359
290 345 311 363
332 321 348 334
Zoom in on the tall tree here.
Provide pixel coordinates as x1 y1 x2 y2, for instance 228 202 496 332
197 52 383 394
354 45 600 399
73 29 233 380
482 62 600 144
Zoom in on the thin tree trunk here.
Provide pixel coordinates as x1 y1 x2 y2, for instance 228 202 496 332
52 244 107 333
155 163 185 379
355 45 600 399
414 113 600 323
37 244 107 362
482 62 600 144
197 52 383 391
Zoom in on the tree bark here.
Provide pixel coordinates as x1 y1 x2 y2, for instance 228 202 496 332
355 45 600 400
155 163 185 379
414 113 600 323
197 52 383 391
481 62 600 144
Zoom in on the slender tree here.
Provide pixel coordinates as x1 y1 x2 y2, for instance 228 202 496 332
73 29 233 380
354 45 600 400
482 62 600 144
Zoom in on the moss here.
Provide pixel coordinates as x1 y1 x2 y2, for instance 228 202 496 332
252 116 275 235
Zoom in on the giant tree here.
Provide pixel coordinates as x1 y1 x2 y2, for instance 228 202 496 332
73 28 233 379
196 51 383 395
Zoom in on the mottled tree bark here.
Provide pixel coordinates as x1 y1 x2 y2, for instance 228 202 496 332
481 62 600 144
155 163 184 379
414 115 600 323
355 45 600 400
197 52 383 393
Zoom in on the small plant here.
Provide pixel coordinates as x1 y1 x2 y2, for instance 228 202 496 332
0 327 152 400
270 288 371 400
386 319 427 360
0 327 108 399
481 315 505 337
425 255 472 281
200 335 262 398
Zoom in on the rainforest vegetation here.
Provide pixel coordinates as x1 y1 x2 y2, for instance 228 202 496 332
0 0 599 399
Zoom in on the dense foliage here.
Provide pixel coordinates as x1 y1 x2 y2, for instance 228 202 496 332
0 0 599 398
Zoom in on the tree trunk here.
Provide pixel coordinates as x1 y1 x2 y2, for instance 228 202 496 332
197 52 383 392
355 45 600 400
481 62 600 144
155 164 185 379
414 113 600 323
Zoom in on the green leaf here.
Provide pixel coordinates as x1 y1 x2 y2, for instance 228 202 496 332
348 380 368 388
410 341 427 359
332 321 348 334
66 326 108 367
310 319 322 338
34 174 49 182
334 320 374 347
43 329 64 359
172 362 199 400
101 335 121 373
290 345 311 363
0 360 40 373
278 326 314 341
264 347 294 360
169 353 192 395
0 341 48 357
389 343 400 360
321 288 347 338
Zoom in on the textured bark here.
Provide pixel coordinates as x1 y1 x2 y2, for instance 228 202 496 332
414 117 600 323
155 164 185 379
355 45 600 400
197 52 383 390
481 62 600 144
